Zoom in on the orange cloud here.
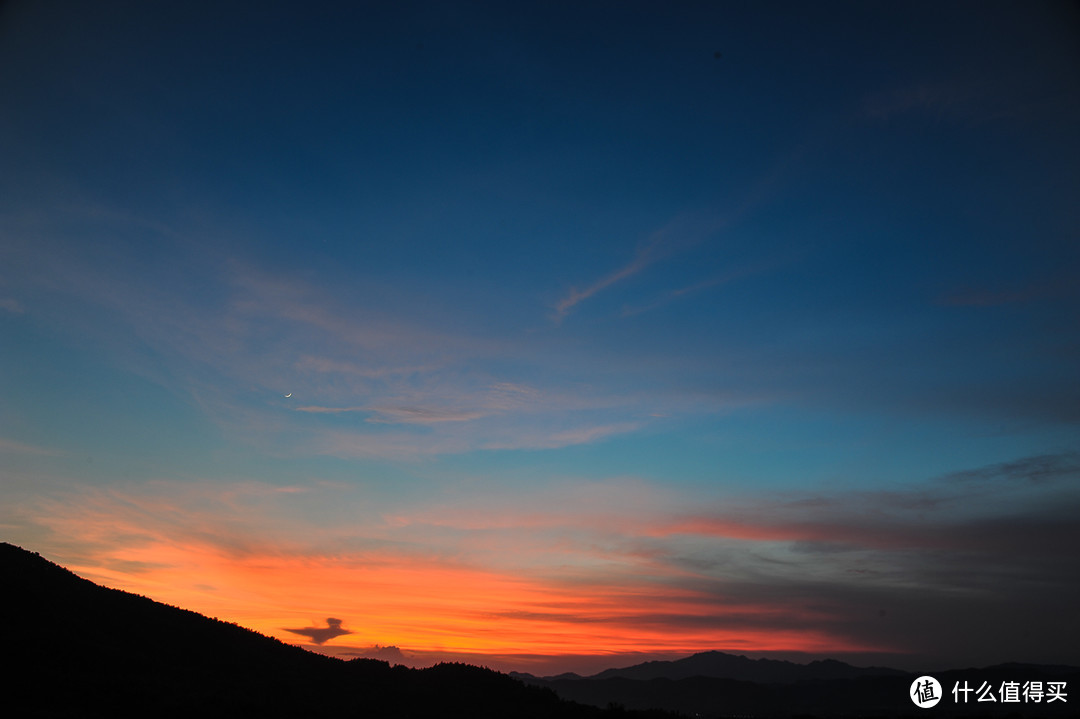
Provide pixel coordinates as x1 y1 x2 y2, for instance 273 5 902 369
23 479 894 665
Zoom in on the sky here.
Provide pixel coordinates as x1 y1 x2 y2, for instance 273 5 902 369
1 0 1078 676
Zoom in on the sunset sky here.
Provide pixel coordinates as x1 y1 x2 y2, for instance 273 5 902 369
1 1 1078 675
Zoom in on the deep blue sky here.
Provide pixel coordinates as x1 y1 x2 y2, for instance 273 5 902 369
1 1 1078 672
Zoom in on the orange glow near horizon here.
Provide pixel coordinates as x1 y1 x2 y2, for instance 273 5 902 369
30 481 889 666
58 536 878 660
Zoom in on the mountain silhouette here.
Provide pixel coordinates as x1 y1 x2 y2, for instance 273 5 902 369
1 542 670 718
585 650 906 683
516 651 1080 718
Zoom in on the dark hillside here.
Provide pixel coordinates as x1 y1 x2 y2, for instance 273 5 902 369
1 542 666 718
588 650 906 683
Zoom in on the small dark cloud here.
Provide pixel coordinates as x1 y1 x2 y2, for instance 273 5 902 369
941 452 1080 485
284 617 353 645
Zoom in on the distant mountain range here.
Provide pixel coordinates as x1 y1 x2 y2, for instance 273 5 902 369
513 650 907 684
513 652 1079 718
5 541 1077 718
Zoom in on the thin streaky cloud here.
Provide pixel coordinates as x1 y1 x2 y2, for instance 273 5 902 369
554 244 658 322
553 214 728 323
366 406 490 425
0 438 62 456
623 256 786 318
2 214 735 465
295 355 438 378
481 422 643 451
939 451 1080 485
622 271 740 318
294 406 368 414
547 422 643 446
309 420 645 460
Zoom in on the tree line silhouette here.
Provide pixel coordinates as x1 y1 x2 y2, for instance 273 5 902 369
2 542 673 718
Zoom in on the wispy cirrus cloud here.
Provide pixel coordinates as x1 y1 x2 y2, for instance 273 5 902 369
365 406 491 425
0 438 62 456
295 404 489 424
294 405 368 414
520 422 643 449
622 273 737 317
553 213 727 323
940 451 1080 485
294 355 437 378
620 257 780 318
308 420 645 460
554 244 660 323
0 211 681 458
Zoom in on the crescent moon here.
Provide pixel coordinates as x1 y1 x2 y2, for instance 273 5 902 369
284 393 292 398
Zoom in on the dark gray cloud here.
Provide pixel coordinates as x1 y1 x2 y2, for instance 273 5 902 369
941 452 1080 485
284 617 353 645
638 454 1080 669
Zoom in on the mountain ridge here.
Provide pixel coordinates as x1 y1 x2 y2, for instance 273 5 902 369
0 541 659 718
7 542 1077 718
587 649 907 683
